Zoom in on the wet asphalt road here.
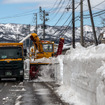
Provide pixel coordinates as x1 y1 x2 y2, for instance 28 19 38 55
0 81 63 105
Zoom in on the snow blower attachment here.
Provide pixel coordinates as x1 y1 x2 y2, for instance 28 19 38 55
56 38 64 56
27 33 64 80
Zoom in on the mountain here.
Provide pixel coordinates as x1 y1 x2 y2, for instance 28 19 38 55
0 23 104 44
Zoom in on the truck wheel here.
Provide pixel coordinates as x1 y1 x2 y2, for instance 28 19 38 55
20 77 24 82
16 77 24 82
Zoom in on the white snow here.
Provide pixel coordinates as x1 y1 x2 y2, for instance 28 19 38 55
24 43 105 105
103 33 105 38
16 95 22 100
19 34 31 43
2 97 9 101
15 95 22 105
0 24 104 43
53 43 105 105
57 56 64 85
56 85 86 105
30 57 53 64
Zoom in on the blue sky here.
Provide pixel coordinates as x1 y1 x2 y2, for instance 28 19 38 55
0 0 105 27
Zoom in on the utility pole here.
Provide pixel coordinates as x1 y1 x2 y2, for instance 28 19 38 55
80 0 84 46
16 34 17 42
87 0 98 45
72 0 75 48
35 13 37 34
17 34 19 42
43 10 45 40
39 7 49 40
28 24 30 55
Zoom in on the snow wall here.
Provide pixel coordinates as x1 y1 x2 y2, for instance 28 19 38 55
54 43 105 105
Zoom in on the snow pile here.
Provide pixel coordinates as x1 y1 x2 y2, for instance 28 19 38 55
56 85 86 105
54 43 105 105
96 61 105 105
24 43 105 105
24 59 30 80
57 56 64 84
38 65 55 81
30 57 53 64
24 57 57 82
97 61 105 82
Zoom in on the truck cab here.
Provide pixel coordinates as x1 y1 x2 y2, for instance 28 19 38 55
0 43 24 81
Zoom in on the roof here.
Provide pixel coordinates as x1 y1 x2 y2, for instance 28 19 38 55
0 43 23 47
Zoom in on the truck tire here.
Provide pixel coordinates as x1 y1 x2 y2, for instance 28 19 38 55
20 76 24 82
17 77 24 82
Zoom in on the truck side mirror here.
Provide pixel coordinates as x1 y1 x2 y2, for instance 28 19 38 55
24 49 27 56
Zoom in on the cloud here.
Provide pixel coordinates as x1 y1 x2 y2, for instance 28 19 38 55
75 0 105 12
2 0 58 10
1 0 59 11
2 0 36 4
2 0 105 13
2 0 55 4
91 0 105 9
1 0 70 12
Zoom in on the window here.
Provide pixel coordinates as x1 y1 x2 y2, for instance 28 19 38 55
0 47 22 59
42 44 53 52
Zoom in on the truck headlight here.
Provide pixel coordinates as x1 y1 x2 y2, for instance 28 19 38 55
20 70 23 75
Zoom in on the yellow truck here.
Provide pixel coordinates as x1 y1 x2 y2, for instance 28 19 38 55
29 33 55 79
30 33 54 59
0 43 26 81
29 33 64 79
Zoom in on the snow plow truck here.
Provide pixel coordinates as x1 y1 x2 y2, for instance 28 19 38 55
22 33 64 80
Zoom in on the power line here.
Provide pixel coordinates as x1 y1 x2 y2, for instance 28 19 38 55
84 9 105 17
84 0 105 11
48 0 58 12
83 4 103 11
53 16 72 36
60 20 72 35
0 9 39 20
49 0 63 13
75 0 85 10
84 11 105 19
62 14 72 26
54 0 72 26
51 13 72 35
73 9 105 20
0 13 34 20
93 0 105 8
51 0 66 19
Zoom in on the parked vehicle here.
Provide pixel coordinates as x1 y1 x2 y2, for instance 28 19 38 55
0 43 26 81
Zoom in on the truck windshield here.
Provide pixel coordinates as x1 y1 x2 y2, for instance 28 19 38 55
0 47 22 59
42 44 53 52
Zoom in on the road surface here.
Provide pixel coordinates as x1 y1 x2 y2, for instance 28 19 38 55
0 81 64 105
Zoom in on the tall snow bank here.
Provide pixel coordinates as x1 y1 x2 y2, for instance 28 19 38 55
96 61 105 105
55 43 105 105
